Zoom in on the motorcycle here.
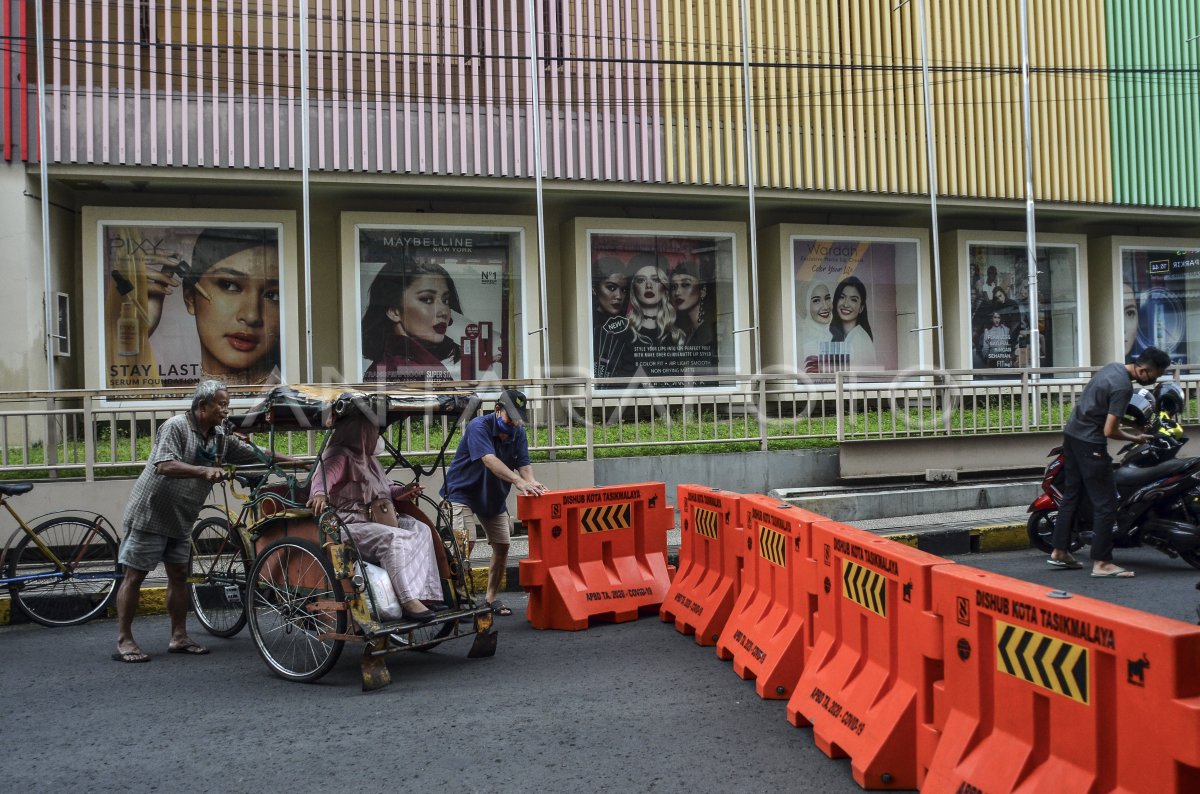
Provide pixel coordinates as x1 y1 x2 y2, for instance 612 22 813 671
1026 414 1200 570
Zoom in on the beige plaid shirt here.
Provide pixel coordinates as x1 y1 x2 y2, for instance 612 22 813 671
121 412 260 539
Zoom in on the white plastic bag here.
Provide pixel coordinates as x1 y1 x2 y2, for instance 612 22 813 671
357 561 402 621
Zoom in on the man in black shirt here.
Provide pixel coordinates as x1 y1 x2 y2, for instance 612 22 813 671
1049 347 1170 578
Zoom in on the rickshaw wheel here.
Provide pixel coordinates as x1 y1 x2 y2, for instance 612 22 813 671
247 537 346 683
189 516 249 638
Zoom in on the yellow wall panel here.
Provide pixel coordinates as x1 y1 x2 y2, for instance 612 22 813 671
659 0 1111 201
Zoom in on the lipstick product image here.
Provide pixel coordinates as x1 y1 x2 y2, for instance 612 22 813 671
478 321 493 370
461 337 476 380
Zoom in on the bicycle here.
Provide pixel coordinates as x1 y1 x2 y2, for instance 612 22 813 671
0 482 122 627
188 465 303 639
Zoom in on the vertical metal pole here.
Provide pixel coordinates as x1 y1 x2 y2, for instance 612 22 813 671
34 0 59 474
738 0 762 375
916 0 946 370
1020 0 1040 422
34 0 54 392
300 0 314 380
525 0 551 377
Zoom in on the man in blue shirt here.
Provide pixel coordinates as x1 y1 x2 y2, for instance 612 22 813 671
442 389 546 615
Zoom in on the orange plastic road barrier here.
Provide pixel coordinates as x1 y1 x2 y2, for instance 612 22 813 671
517 483 674 631
924 565 1200 794
660 486 744 646
789 521 948 790
715 495 822 700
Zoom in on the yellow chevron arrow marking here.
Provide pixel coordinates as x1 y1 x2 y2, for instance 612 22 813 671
995 620 1090 705
841 560 887 618
580 502 632 533
694 507 719 539
757 525 787 568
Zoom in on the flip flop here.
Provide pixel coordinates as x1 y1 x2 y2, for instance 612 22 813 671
486 599 513 617
1046 558 1084 570
111 651 150 664
167 642 210 655
1090 567 1135 578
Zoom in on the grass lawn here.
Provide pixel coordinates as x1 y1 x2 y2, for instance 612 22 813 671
1 399 1075 477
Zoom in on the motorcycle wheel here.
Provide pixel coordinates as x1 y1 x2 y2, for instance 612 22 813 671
1026 509 1084 554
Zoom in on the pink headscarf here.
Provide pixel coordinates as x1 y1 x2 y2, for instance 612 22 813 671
310 413 393 509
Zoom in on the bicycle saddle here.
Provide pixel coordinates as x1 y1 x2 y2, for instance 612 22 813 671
0 482 33 496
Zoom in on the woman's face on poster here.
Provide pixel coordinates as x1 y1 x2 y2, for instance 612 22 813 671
387 274 453 345
808 283 832 325
593 272 628 317
185 245 280 376
670 272 704 314
632 266 666 309
992 312 1003 326
1123 282 1139 354
836 284 864 325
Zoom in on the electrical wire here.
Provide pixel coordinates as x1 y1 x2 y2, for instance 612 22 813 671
0 41 1195 113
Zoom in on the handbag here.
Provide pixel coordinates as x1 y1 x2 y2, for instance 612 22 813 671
364 496 399 527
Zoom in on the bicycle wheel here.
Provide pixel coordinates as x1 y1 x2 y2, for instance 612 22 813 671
247 537 346 683
6 516 121 627
189 516 249 637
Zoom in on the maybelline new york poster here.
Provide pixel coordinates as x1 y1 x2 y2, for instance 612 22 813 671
357 228 518 384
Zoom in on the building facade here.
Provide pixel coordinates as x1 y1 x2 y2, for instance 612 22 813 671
2 0 1198 397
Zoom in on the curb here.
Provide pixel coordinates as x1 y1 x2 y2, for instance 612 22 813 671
0 526 1030 626
881 522 1029 556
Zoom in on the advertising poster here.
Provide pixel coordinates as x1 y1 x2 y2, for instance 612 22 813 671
358 228 518 383
967 244 1076 369
588 233 735 388
102 223 284 390
1122 248 1200 365
793 239 912 374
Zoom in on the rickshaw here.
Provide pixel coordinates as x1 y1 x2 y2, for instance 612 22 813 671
187 384 497 690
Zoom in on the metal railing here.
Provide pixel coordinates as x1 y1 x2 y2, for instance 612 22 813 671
1 366 1195 480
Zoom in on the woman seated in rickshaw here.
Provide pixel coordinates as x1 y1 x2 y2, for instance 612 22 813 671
305 411 442 623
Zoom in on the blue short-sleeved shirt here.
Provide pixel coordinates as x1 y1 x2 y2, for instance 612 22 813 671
441 413 531 518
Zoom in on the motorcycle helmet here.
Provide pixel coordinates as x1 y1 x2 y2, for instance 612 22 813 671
1158 412 1185 439
1157 380 1185 417
1125 388 1156 428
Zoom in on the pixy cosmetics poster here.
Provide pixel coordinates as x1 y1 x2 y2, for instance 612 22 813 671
103 223 284 390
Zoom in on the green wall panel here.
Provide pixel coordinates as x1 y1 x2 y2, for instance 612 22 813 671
1107 0 1200 207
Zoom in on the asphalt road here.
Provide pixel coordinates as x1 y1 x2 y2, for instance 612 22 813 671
0 593 863 794
2 546 1195 794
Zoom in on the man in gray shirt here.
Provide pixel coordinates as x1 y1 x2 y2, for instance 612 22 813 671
1050 347 1169 578
113 380 296 663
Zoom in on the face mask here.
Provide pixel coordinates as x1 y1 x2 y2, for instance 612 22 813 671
495 414 512 434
